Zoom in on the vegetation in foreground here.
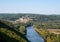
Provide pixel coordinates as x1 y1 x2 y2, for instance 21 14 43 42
0 20 29 42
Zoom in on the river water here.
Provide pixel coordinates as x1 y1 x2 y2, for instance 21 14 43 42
26 26 44 42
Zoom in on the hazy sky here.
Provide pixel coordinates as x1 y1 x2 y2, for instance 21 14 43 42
0 0 60 15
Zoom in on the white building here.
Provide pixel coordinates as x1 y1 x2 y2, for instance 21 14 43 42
14 17 32 24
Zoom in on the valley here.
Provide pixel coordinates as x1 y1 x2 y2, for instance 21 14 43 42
0 14 60 42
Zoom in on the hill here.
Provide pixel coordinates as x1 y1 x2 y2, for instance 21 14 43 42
0 19 29 42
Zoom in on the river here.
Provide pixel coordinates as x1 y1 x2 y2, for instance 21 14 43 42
26 26 44 42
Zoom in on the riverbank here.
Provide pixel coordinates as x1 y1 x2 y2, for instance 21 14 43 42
34 28 60 42
34 28 48 42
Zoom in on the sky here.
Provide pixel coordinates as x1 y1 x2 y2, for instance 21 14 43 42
0 0 60 15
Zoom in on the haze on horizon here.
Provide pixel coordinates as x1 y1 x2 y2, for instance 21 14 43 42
0 0 60 15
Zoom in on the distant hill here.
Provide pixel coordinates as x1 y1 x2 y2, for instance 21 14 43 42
0 13 60 22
